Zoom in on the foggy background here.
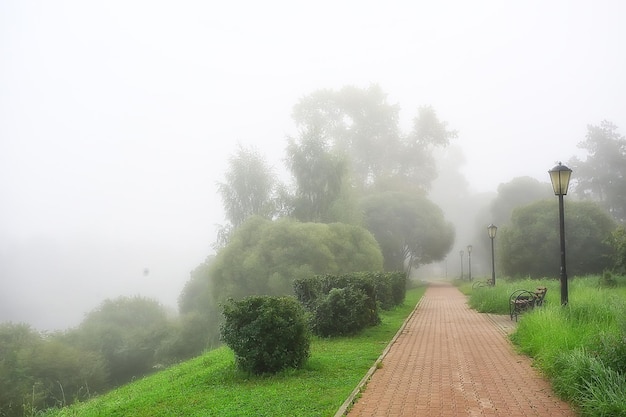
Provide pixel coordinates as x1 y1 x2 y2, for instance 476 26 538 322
1 1 625 330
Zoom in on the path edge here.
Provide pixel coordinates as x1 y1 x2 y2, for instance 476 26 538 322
333 287 427 417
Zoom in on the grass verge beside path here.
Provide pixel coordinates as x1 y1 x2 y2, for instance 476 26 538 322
45 286 426 417
462 276 626 416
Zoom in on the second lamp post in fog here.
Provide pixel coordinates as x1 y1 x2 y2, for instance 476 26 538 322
487 224 497 285
466 245 472 282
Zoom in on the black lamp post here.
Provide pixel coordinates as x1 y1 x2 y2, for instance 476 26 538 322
459 250 464 280
487 224 497 285
467 245 473 282
549 162 573 306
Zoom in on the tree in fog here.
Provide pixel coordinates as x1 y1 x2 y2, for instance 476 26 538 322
457 177 550 278
0 323 107 417
490 177 552 226
499 200 616 278
176 256 222 352
398 105 458 188
285 129 361 224
360 191 455 275
208 216 383 301
569 120 626 223
70 296 169 385
218 145 278 226
216 145 285 248
291 85 456 192
291 85 401 188
1 323 42 416
607 225 626 274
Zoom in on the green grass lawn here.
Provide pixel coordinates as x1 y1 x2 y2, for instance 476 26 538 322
44 286 426 417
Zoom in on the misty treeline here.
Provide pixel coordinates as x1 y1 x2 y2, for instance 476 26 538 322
2 86 626 416
471 120 626 278
0 296 183 417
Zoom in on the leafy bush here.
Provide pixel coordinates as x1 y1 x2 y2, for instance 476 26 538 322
388 271 407 306
311 287 370 337
220 296 310 374
599 270 618 288
155 312 215 364
608 226 626 274
294 271 405 313
294 273 384 336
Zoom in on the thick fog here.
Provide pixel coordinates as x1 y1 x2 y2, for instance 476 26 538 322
1 1 625 330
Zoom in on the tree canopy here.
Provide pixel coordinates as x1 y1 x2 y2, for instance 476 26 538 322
70 296 169 385
285 130 359 224
499 200 616 278
360 191 455 274
291 85 456 192
569 120 626 223
490 177 553 227
215 145 284 248
208 216 383 301
0 323 108 417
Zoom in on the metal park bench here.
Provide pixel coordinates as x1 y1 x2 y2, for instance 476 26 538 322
471 279 494 289
509 287 547 321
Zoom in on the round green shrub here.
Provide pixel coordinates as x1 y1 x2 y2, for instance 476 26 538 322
220 296 310 374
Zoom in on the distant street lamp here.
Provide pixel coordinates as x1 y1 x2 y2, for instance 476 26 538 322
459 250 464 280
467 245 473 282
487 224 497 285
549 162 573 306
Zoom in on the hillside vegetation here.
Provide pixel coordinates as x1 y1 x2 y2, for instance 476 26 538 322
43 287 426 417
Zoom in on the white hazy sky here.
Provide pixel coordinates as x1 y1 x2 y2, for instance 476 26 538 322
1 1 625 329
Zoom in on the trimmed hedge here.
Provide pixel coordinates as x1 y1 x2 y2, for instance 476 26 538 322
220 296 310 374
312 286 370 337
368 271 407 309
293 272 407 337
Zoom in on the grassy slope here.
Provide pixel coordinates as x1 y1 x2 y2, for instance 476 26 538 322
46 287 426 417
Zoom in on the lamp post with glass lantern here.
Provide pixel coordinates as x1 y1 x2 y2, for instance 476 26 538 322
549 162 573 306
467 245 473 282
487 224 497 285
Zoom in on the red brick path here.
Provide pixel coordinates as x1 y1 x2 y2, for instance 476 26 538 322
343 281 578 417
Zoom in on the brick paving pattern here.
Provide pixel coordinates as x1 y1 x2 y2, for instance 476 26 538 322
345 281 577 417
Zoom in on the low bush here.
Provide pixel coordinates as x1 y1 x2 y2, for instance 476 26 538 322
389 271 407 306
220 296 310 375
599 270 618 288
372 271 406 310
311 286 370 337
294 273 385 337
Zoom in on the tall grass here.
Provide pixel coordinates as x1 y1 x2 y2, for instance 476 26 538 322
466 275 626 417
461 278 563 315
